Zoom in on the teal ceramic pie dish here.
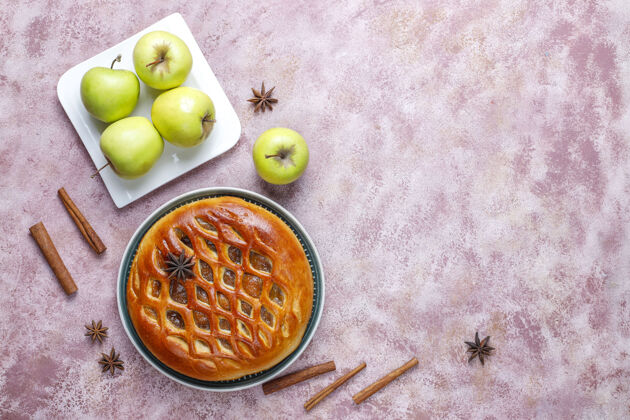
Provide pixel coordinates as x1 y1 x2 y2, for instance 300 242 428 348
116 187 325 391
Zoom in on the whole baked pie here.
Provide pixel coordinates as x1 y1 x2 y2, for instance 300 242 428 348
127 196 313 381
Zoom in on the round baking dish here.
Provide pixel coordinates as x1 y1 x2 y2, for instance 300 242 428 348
117 187 325 391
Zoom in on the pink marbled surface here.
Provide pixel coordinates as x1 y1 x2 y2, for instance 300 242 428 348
1 0 630 418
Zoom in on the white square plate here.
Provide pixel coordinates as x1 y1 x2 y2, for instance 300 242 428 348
57 13 241 208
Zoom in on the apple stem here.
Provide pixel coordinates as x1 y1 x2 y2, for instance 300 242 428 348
146 58 165 67
110 54 122 69
202 115 216 123
91 162 110 178
265 154 283 159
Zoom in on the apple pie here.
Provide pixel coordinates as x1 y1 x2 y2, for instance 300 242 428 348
126 196 313 381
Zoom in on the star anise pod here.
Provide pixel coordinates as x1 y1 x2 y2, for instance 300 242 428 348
465 332 495 365
247 81 278 112
85 320 108 343
164 252 195 281
99 348 124 376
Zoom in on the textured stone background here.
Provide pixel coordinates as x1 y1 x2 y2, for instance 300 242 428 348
1 0 630 418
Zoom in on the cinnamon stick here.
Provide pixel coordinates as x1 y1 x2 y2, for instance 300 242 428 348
29 222 77 295
58 188 106 254
262 361 336 395
352 357 418 404
304 362 366 411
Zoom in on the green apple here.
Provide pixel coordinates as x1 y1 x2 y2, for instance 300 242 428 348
133 31 192 90
151 86 216 147
80 55 139 123
99 116 163 179
252 128 309 185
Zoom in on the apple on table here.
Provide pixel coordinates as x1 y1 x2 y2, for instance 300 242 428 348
253 127 309 185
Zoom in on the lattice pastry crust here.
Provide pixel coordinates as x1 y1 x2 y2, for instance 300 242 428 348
127 196 313 381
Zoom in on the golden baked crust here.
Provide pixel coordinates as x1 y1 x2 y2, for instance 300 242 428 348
127 196 313 381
